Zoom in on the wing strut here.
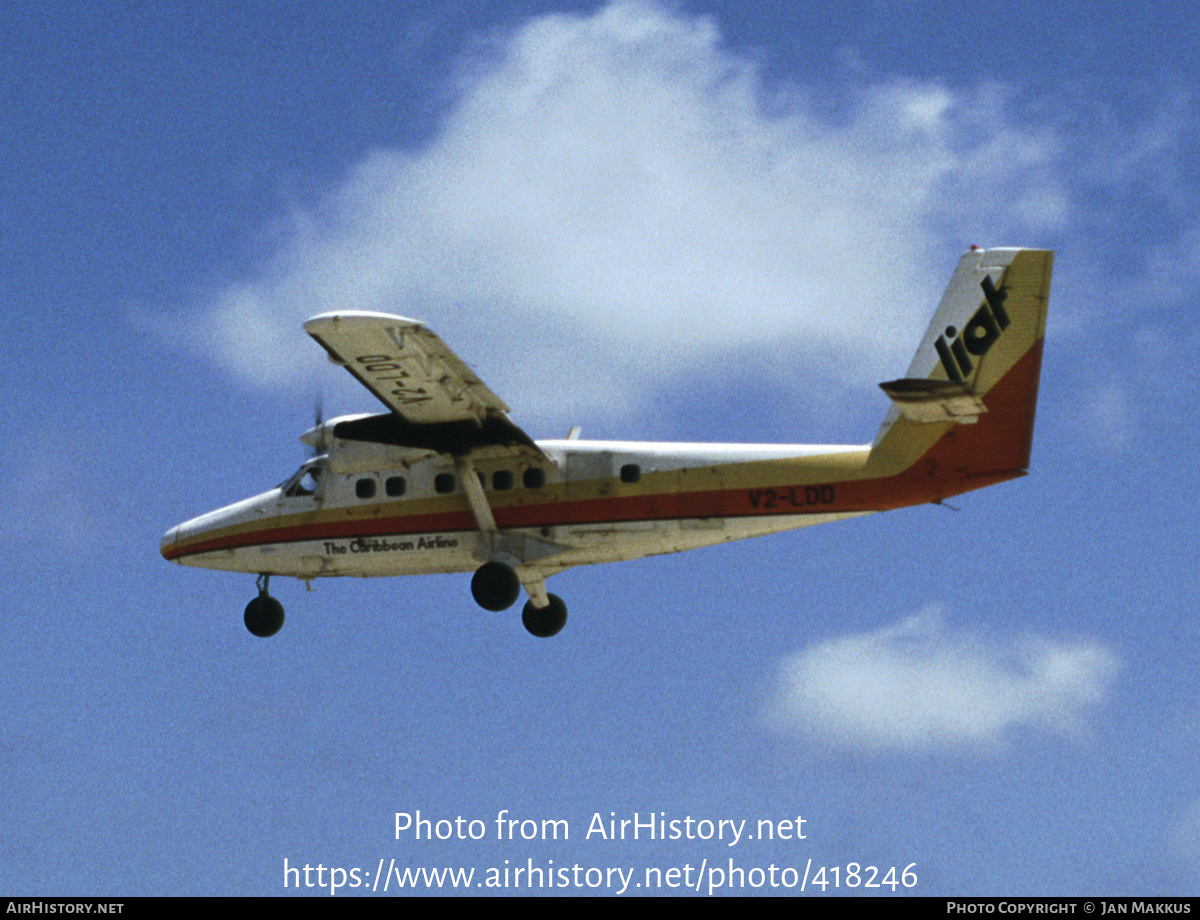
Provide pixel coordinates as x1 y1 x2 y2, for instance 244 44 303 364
454 456 497 535
453 455 569 570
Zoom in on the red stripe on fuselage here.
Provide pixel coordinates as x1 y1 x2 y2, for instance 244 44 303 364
164 339 1043 562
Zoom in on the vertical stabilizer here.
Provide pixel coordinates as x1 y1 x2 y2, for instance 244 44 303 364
870 248 1053 490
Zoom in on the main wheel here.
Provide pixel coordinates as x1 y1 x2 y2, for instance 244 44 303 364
522 594 567 638
471 562 521 611
244 595 285 638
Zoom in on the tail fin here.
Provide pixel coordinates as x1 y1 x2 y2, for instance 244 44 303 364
870 247 1053 493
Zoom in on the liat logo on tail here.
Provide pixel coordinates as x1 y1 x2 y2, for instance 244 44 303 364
934 275 1010 383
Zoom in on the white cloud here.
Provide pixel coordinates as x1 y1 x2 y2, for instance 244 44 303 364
159 0 1070 430
767 606 1121 754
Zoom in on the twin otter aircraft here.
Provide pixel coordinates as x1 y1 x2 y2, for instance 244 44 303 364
161 247 1053 638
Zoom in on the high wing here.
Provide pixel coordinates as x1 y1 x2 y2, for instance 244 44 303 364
303 311 544 461
304 311 509 424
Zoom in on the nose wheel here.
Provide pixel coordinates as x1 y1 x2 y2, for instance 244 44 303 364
244 574 285 638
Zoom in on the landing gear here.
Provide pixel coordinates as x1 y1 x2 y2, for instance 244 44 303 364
522 594 567 638
244 574 285 638
470 564 569 636
471 561 521 611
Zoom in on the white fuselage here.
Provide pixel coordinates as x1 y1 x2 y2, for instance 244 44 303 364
161 437 874 581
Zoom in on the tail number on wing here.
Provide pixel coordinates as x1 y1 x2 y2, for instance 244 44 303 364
748 485 835 510
354 354 434 406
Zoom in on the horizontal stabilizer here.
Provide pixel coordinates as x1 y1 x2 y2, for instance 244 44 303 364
878 377 986 424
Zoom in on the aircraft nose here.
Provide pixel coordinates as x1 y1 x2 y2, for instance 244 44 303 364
160 524 180 561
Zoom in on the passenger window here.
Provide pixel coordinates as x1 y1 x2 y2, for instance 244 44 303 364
434 473 456 494
356 478 376 499
493 470 514 491
385 476 406 497
620 464 641 484
523 467 545 489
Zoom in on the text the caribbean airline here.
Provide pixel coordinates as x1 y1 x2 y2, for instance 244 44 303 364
161 246 1053 638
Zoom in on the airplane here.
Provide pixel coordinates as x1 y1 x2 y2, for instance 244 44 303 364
161 246 1052 639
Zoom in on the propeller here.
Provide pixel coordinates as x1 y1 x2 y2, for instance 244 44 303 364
302 393 328 457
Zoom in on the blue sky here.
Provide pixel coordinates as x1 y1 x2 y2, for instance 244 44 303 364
3 0 1199 896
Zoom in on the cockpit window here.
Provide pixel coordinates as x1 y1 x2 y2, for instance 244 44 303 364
280 461 325 498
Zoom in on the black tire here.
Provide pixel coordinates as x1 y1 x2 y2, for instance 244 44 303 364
244 595 285 638
471 562 521 611
522 594 567 638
